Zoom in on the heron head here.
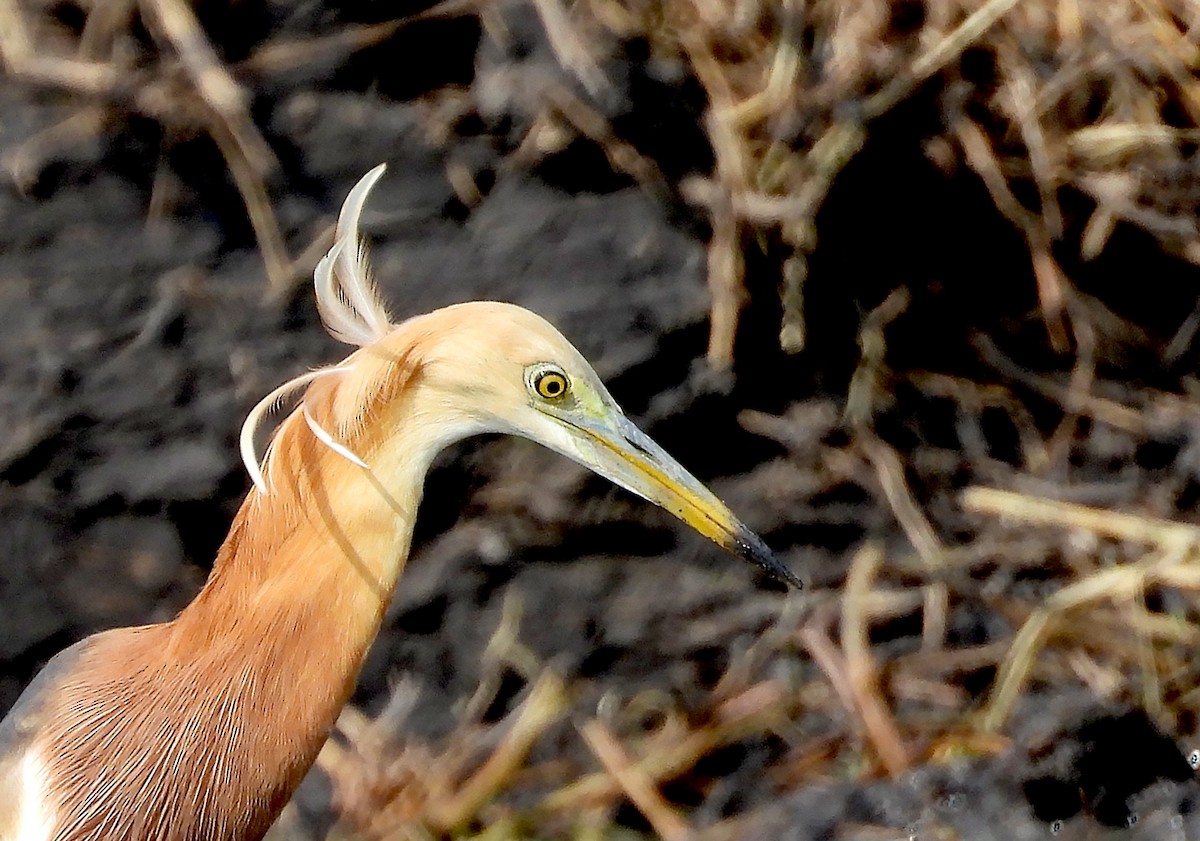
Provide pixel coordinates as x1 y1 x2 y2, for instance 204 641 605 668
390 301 801 589
245 164 800 589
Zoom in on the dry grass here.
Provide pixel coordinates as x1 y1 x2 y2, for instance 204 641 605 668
6 0 1198 345
309 590 803 840
316 447 1200 839
0 0 450 291
964 486 1200 733
529 0 1200 365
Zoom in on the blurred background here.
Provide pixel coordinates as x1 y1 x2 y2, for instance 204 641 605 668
2 0 1200 838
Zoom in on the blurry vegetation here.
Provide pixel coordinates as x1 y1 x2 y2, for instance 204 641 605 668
4 0 1200 838
6 0 1200 354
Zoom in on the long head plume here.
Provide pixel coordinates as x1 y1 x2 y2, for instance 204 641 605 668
240 164 396 493
314 163 394 346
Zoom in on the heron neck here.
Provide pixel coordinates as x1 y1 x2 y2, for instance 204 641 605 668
165 408 434 804
179 404 431 692
40 406 443 839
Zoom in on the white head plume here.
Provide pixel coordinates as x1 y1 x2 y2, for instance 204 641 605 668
239 366 358 494
240 164 396 493
314 163 394 347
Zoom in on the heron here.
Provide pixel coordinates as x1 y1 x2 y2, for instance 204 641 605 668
0 165 800 840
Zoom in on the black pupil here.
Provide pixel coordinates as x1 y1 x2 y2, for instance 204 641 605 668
543 376 561 395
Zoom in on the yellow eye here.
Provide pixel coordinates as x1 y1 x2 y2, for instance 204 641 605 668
533 370 569 400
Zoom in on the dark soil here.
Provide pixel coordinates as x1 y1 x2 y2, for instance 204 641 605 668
2 1 1200 839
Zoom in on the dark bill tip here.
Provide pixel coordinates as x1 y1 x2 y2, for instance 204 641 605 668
734 527 803 589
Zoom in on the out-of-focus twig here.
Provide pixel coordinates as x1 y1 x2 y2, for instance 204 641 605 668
431 671 570 830
866 0 1024 118
841 543 910 776
965 486 1200 731
530 0 611 99
542 681 787 813
962 486 1200 547
579 721 693 841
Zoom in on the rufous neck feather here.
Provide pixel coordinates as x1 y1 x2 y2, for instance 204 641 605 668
42 361 438 840
39 163 441 839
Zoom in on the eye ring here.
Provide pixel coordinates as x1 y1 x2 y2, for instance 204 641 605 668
531 367 570 400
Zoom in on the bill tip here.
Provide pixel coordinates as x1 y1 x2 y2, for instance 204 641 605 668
737 531 803 590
